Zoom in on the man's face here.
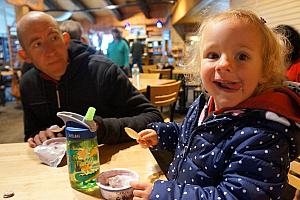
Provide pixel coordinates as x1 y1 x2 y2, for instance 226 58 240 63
20 17 69 80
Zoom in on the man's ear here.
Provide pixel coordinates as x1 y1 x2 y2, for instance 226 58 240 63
62 32 70 48
18 49 32 63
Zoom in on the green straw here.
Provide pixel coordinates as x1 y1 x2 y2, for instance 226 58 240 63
84 107 96 121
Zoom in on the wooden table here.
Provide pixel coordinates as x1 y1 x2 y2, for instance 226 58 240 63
130 78 176 93
0 70 13 77
0 142 165 200
172 68 194 75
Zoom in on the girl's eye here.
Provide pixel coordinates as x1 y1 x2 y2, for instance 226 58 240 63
206 53 219 59
237 53 249 61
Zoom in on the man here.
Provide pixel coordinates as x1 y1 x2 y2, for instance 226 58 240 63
17 11 163 148
107 28 130 76
131 36 144 73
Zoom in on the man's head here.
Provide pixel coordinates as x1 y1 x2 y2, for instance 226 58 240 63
59 20 83 40
17 11 70 80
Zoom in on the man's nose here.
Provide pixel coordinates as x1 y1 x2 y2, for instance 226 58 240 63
44 42 56 56
216 56 232 72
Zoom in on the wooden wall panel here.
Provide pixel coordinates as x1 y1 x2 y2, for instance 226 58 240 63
230 0 300 31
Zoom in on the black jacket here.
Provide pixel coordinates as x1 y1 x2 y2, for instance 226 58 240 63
20 40 163 144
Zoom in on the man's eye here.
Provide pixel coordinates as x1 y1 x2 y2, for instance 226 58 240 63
51 35 58 41
207 53 219 59
238 53 249 61
32 42 41 48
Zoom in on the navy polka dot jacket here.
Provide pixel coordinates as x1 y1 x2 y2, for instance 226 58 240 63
148 90 300 200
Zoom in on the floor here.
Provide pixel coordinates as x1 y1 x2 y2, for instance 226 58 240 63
0 101 24 144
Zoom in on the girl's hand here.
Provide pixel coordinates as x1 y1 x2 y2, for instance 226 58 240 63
130 181 153 200
137 129 158 148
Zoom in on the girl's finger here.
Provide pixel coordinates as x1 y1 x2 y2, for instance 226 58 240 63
130 181 146 190
133 189 146 198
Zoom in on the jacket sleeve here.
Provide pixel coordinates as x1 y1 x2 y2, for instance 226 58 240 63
148 126 290 200
94 63 163 144
20 76 46 141
147 122 182 151
22 103 40 141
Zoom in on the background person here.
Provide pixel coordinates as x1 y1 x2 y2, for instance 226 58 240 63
273 24 300 82
131 35 144 73
17 11 163 148
107 28 130 76
130 9 300 200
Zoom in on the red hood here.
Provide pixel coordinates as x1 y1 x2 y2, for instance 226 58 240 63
212 87 300 122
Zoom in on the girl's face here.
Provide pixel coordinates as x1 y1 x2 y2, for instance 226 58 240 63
200 19 265 110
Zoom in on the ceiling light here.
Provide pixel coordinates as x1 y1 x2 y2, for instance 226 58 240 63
46 11 73 22
106 5 118 9
156 20 163 28
125 22 131 30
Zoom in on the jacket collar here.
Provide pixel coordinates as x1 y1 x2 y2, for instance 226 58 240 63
208 87 300 122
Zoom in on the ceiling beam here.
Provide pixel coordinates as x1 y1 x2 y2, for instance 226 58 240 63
70 0 96 24
44 0 60 10
104 0 123 21
137 0 151 18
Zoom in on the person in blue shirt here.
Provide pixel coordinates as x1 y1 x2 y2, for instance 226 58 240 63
130 9 300 200
107 28 130 76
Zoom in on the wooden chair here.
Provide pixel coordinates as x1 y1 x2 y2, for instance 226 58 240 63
139 73 160 79
146 80 181 121
148 68 172 79
289 156 300 190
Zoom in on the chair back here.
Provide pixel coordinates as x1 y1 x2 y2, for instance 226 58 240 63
143 65 158 73
146 80 181 121
148 68 172 79
139 73 160 79
289 156 300 190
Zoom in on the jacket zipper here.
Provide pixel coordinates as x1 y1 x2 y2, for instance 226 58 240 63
56 87 61 109
174 104 204 179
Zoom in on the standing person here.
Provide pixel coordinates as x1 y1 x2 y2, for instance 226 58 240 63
107 28 130 76
273 24 300 82
131 36 144 73
16 11 163 148
130 9 300 199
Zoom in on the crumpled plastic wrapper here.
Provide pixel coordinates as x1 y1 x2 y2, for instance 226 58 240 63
34 137 67 167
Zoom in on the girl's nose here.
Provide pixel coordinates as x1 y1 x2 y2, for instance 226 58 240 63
216 56 231 72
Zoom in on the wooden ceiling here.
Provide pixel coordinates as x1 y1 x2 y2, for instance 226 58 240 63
43 0 176 25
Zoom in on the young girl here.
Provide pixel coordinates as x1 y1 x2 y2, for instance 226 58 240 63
130 9 300 199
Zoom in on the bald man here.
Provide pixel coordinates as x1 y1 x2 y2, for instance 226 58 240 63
17 11 163 147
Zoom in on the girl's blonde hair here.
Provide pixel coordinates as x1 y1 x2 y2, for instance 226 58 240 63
188 9 287 95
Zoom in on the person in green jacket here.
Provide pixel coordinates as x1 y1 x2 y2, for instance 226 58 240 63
107 28 130 76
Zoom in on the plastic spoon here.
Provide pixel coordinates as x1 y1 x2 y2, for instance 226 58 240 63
48 125 66 133
124 127 153 148
124 127 139 139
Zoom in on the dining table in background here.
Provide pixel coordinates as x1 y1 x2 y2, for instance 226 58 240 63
129 77 176 93
0 142 165 200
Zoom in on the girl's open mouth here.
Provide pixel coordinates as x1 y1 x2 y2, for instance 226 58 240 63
214 81 242 91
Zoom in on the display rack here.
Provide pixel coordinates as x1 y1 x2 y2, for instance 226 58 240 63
0 37 10 66
7 26 19 68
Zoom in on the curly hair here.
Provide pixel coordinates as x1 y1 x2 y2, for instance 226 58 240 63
188 9 287 95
